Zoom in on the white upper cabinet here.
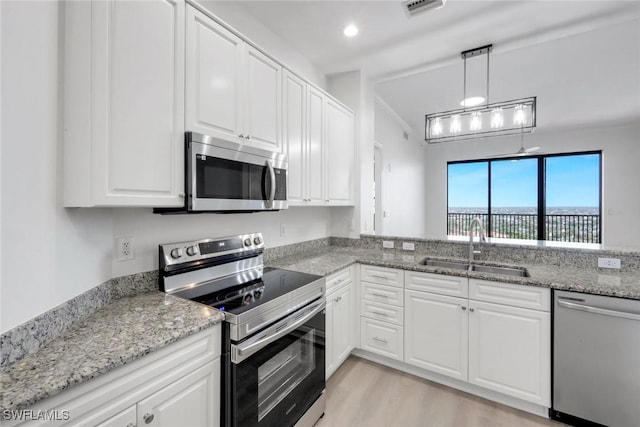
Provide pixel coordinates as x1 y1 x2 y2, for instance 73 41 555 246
325 99 355 205
283 71 330 206
64 0 185 207
185 6 282 152
283 70 306 204
185 6 243 141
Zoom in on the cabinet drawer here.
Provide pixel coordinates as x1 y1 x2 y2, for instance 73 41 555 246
360 300 404 326
405 271 468 298
469 279 550 312
360 265 403 288
326 267 352 294
360 318 403 361
361 282 403 307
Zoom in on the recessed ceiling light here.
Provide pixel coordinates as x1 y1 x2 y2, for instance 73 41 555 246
460 96 485 107
343 24 359 37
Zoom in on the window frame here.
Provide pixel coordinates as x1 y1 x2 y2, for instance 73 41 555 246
447 150 602 243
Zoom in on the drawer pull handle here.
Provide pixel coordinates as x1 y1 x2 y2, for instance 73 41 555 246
372 337 388 343
371 274 389 279
469 308 475 312
371 293 388 298
372 311 388 316
143 413 154 424
461 306 467 311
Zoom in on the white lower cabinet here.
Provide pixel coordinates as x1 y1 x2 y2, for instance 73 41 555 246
468 300 550 405
359 265 404 362
402 271 551 407
404 290 468 381
10 327 221 427
136 360 219 427
325 267 355 379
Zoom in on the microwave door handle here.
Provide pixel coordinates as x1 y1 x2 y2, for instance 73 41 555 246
266 160 276 208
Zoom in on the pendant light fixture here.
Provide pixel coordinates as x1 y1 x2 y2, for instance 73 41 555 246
425 44 536 143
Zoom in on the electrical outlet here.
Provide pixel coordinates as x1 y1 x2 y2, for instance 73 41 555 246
382 241 395 249
280 224 287 237
402 242 415 251
116 237 135 261
598 257 621 269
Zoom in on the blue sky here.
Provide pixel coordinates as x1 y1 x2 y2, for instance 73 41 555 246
448 154 600 208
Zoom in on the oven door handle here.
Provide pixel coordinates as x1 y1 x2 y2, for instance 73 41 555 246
266 160 276 209
232 298 325 364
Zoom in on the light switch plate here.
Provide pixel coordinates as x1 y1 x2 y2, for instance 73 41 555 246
382 241 394 249
402 242 415 251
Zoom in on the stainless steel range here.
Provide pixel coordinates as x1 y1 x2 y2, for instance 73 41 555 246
159 233 326 427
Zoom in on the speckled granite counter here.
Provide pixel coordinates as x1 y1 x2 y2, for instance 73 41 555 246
267 247 640 300
0 292 224 412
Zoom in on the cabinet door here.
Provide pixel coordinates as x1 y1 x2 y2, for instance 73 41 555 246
468 300 550 406
185 6 243 141
283 70 306 205
404 290 468 381
306 86 326 204
244 46 282 151
95 406 136 427
137 360 220 427
325 296 336 378
333 282 354 364
325 99 354 205
90 0 185 206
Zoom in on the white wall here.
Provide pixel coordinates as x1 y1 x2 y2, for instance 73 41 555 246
111 207 332 277
1 1 113 333
197 0 326 89
374 98 426 238
327 70 376 237
424 123 640 250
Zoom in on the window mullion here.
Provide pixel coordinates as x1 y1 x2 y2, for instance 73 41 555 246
537 156 545 241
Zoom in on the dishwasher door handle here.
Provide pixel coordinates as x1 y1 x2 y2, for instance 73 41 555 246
558 299 640 321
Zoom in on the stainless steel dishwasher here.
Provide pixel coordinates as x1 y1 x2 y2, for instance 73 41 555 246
552 290 640 427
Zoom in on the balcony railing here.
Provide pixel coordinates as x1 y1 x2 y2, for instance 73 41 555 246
447 212 600 243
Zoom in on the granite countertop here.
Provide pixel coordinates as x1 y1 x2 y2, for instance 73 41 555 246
0 292 224 412
267 247 640 300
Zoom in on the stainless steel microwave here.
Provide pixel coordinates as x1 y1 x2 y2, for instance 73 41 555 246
155 132 287 213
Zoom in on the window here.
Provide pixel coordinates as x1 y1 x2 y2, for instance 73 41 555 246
447 152 601 243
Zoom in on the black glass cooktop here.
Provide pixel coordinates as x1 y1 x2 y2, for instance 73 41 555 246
175 267 322 315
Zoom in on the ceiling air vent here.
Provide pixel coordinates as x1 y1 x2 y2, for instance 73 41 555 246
402 0 446 17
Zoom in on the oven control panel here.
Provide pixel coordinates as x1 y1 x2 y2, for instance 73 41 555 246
160 233 265 268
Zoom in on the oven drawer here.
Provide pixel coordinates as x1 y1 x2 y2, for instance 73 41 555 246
361 282 404 307
360 317 403 361
360 265 403 288
326 267 352 294
360 300 404 325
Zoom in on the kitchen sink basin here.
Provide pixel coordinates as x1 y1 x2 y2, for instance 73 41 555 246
419 258 530 278
421 259 469 270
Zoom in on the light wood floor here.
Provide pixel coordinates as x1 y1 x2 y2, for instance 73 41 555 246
315 356 563 427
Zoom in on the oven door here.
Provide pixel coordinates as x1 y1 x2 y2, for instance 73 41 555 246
187 133 287 211
228 298 325 427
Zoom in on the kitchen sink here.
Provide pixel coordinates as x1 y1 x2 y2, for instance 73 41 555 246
419 258 530 278
421 259 469 270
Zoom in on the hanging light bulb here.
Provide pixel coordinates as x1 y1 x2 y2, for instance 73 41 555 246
513 104 527 126
450 115 461 133
490 107 504 128
431 117 443 136
469 112 482 131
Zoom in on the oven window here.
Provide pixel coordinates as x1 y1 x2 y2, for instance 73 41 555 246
257 328 315 421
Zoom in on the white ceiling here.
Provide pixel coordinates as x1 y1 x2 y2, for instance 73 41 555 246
233 0 640 133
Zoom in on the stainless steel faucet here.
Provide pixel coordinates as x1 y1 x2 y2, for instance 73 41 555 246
468 218 487 264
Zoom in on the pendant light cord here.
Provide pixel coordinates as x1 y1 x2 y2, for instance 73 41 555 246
463 56 467 111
